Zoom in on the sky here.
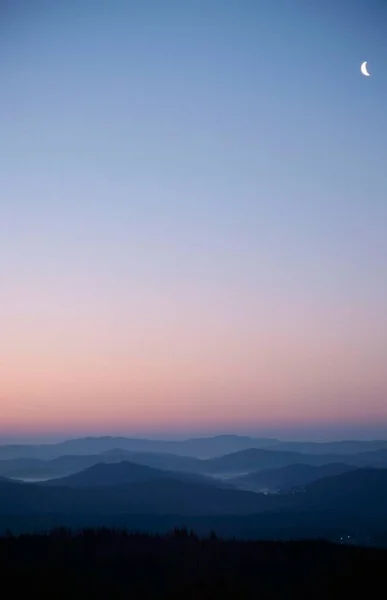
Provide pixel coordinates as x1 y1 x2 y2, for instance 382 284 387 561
1 0 387 441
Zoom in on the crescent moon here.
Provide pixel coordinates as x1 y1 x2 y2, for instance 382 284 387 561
361 61 370 76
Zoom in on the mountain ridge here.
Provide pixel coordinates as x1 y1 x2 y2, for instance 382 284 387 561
230 462 358 492
2 434 387 461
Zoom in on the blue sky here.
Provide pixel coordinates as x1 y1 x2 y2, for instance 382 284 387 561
1 1 387 440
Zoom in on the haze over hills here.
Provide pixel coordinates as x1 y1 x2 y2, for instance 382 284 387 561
0 435 277 460
41 461 225 489
0 455 109 481
2 438 387 482
41 461 188 487
231 463 358 493
1 434 387 546
0 451 204 481
1 462 387 542
271 440 387 455
0 473 277 517
2 435 387 461
1 433 387 546
202 448 339 474
100 449 204 472
200 447 387 475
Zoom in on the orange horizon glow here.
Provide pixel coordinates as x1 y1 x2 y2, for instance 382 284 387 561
2 298 386 436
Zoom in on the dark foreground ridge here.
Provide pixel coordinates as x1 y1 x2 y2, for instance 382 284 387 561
2 528 387 599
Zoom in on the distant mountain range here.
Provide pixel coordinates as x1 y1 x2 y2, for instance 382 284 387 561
0 435 275 460
2 443 387 482
267 440 387 455
1 434 387 460
2 432 387 544
0 451 203 481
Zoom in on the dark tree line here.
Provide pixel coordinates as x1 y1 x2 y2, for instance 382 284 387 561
1 527 387 598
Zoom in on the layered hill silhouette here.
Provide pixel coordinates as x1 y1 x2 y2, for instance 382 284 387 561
2 434 387 461
0 473 279 516
3 444 387 482
100 449 203 472
1 463 387 544
0 451 203 481
1 460 387 519
0 435 277 460
41 460 226 488
271 439 387 455
231 463 357 492
291 468 387 516
200 447 387 474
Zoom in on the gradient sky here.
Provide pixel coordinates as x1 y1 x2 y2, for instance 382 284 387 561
1 0 387 441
